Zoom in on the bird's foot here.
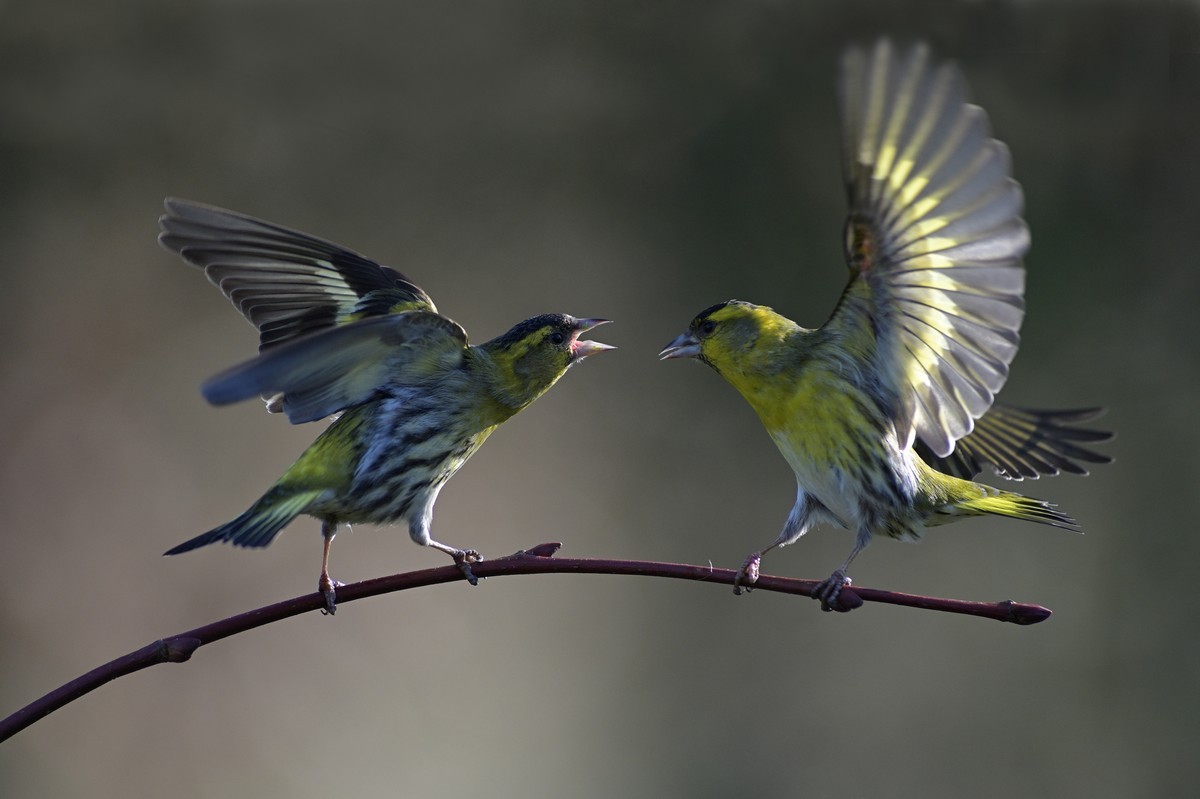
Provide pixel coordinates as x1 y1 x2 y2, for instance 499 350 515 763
813 569 859 613
453 549 483 586
733 552 762 595
318 574 345 616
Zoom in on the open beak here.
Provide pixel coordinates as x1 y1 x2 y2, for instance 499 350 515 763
658 331 701 360
571 318 616 361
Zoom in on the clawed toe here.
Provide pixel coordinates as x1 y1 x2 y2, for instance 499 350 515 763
733 552 762 596
319 576 345 616
454 549 483 586
813 570 853 613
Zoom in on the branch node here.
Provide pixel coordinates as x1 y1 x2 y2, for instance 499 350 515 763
163 637 203 663
506 542 562 559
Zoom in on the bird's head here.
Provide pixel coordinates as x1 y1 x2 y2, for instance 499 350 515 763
659 300 794 375
481 314 614 410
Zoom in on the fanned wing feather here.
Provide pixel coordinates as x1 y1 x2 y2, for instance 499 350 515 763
831 41 1029 457
915 404 1113 481
159 198 436 350
202 311 468 424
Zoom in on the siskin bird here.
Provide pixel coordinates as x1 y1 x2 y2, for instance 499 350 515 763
161 198 614 613
660 41 1111 611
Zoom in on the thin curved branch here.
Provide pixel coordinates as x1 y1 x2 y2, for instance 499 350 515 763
0 543 1050 743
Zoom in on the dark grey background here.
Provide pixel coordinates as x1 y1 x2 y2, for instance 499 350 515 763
2 1 1195 796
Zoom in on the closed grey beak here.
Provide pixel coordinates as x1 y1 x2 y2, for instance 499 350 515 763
659 331 701 360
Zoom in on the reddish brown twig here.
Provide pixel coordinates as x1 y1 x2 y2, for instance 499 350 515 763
0 543 1049 743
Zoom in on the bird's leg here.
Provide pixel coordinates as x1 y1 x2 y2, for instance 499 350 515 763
736 494 812 595
427 539 483 586
814 529 871 612
318 520 343 615
409 516 483 585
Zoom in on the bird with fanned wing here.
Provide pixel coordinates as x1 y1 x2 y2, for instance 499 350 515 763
660 41 1110 611
161 199 614 613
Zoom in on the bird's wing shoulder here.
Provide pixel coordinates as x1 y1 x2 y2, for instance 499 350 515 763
825 40 1029 458
160 198 436 350
201 310 469 424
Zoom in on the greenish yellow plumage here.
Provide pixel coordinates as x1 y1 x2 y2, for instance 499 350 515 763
279 405 368 492
661 42 1110 610
160 198 613 612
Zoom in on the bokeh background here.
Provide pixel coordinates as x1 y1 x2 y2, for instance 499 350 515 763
2 0 1197 796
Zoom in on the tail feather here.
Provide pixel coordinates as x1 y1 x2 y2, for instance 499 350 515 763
165 491 321 555
956 490 1081 532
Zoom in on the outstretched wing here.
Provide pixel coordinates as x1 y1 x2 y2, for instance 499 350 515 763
160 198 436 351
202 311 469 424
828 40 1029 457
914 404 1113 481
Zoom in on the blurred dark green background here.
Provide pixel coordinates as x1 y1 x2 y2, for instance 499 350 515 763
2 0 1196 796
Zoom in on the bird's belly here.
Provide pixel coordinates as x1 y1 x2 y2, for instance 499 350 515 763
766 395 919 537
342 432 488 524
320 394 497 525
772 435 861 528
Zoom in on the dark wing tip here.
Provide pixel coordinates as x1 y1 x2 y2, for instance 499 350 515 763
919 403 1114 481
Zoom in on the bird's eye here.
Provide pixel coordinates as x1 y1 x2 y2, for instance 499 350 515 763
549 331 565 345
700 320 717 336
